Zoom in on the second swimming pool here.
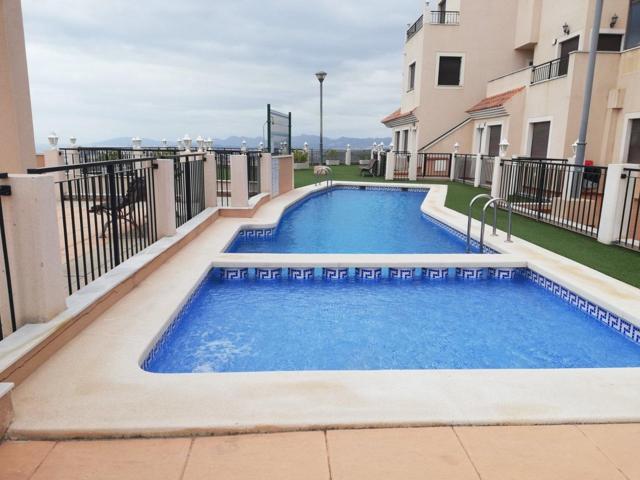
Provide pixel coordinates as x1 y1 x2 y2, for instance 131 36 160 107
228 187 484 253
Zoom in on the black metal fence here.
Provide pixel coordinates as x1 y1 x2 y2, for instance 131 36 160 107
247 151 261 198
0 174 16 340
216 152 232 207
453 154 476 183
480 155 495 187
430 10 460 24
618 167 640 250
28 158 158 295
406 15 423 40
60 147 178 166
531 56 569 84
394 152 411 179
499 159 608 237
174 154 206 228
418 153 451 178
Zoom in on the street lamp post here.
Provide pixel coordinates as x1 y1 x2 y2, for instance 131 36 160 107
316 71 327 165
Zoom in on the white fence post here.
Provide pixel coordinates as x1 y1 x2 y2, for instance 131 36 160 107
154 158 177 237
408 152 418 181
385 151 396 180
345 145 352 166
597 163 629 245
491 157 503 198
230 154 249 207
203 153 218 208
473 153 483 187
449 154 457 181
260 152 273 195
0 175 66 326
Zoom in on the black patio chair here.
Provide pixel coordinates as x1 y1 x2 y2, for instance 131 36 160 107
90 176 147 238
360 157 379 177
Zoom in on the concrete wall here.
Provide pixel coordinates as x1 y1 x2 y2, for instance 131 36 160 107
0 0 36 173
414 0 530 150
610 47 640 164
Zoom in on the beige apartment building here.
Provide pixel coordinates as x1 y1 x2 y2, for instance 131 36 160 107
383 0 640 166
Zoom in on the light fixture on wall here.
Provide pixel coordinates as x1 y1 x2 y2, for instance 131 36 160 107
47 132 59 149
562 22 571 35
610 13 619 28
499 139 510 157
453 142 460 154
572 139 579 156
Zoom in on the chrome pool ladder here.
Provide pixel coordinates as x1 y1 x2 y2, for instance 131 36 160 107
466 194 513 253
314 166 334 187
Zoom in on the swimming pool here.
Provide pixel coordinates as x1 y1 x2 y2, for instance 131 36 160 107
228 187 485 253
143 268 640 373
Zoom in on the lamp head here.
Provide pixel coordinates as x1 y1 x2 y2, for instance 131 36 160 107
315 71 327 83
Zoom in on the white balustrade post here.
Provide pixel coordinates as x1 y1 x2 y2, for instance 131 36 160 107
345 145 352 166
385 151 397 180
153 158 177 237
260 152 273 195
473 153 483 187
203 153 218 208
597 163 629 245
408 152 418 181
230 154 249 207
0 175 66 326
450 153 457 181
491 157 503 198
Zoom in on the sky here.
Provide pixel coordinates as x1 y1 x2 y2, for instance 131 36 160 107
21 0 421 145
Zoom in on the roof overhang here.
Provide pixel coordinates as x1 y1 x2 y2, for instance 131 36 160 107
381 109 418 128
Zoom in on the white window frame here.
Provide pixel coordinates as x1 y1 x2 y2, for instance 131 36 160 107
435 52 465 88
555 31 583 58
596 28 626 52
524 116 553 157
619 112 640 163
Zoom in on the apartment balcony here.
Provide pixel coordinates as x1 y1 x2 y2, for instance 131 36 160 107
406 15 423 41
530 56 569 84
429 10 460 25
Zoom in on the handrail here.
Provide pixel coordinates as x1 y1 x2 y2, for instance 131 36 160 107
466 194 492 253
480 198 514 252
27 156 156 174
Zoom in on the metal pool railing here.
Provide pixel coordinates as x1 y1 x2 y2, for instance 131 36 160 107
0 173 16 340
28 158 158 295
454 154 475 184
60 147 178 166
394 151 410 179
418 153 451 178
618 167 640 251
498 158 608 238
173 153 206 228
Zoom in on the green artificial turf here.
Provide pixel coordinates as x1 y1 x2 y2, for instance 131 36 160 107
294 165 640 288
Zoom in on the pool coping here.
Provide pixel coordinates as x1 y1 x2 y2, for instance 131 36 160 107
6 181 640 440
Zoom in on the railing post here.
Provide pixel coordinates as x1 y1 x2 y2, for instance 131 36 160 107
106 164 121 265
473 153 483 187
597 163 628 244
203 153 218 208
491 157 503 198
154 158 177 237
0 175 66 326
385 151 396 180
230 154 249 207
450 153 457 181
408 152 418 181
260 152 273 195
345 145 352 166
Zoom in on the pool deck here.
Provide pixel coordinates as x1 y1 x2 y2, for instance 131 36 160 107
2 425 640 479
3 181 640 439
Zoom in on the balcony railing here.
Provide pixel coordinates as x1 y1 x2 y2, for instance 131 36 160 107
531 56 570 84
430 10 460 25
406 15 423 41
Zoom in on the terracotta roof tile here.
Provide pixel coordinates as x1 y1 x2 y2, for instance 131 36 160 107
467 87 525 113
381 108 415 124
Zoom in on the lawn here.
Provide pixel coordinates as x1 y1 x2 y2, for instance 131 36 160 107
295 165 640 288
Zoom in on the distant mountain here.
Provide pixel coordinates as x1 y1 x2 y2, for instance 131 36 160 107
38 135 391 152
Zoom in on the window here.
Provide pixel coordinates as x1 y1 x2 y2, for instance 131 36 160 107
628 119 640 164
558 36 579 76
394 131 401 152
598 33 623 52
487 125 502 156
408 62 416 91
626 0 640 49
437 55 463 86
530 121 551 158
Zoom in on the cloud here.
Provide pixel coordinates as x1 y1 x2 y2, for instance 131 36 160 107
22 0 420 144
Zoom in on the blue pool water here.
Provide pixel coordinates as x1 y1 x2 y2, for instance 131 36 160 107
144 271 640 373
228 188 475 253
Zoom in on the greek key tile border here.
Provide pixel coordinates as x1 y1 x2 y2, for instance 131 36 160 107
255 268 282 280
423 268 449 280
323 267 349 280
289 267 314 280
355 267 382 280
521 269 640 346
389 267 416 280
456 267 484 280
489 267 516 280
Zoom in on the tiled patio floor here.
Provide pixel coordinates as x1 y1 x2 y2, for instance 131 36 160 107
1 425 639 480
